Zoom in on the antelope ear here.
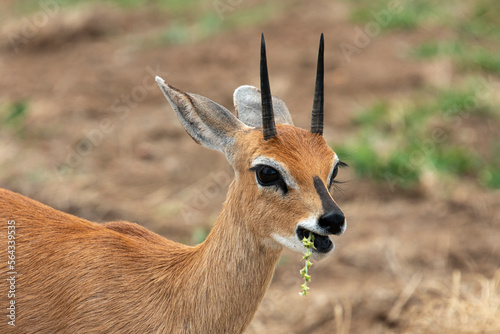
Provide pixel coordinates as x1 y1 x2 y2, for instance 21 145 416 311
156 77 247 160
233 85 293 127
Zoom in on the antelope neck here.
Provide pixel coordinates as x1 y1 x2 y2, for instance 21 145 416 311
182 182 282 333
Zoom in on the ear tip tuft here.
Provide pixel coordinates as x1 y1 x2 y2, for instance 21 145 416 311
155 76 165 85
234 85 259 96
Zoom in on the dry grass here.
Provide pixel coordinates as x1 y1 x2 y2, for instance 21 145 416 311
334 300 352 334
402 269 500 333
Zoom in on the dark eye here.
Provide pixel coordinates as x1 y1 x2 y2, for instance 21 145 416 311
328 165 339 189
252 164 288 194
256 166 279 185
331 165 339 180
328 161 348 188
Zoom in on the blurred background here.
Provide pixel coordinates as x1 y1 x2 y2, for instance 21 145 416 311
1 0 499 332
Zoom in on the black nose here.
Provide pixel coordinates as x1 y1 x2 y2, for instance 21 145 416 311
318 211 346 235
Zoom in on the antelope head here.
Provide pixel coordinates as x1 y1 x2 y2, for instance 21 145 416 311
156 34 346 261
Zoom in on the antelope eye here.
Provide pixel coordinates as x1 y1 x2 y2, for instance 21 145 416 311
328 165 339 189
256 166 279 185
328 161 348 188
330 165 339 181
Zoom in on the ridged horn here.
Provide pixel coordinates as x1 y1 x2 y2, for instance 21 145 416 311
260 33 277 140
311 33 324 135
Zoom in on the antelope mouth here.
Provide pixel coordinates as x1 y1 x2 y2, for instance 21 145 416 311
296 227 334 253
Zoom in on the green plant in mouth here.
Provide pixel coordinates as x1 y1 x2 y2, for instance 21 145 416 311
299 232 315 296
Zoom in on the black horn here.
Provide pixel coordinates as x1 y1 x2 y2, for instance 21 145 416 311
260 33 277 140
311 33 324 135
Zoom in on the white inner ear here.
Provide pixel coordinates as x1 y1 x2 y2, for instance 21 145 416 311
326 153 340 188
252 156 299 190
234 85 294 127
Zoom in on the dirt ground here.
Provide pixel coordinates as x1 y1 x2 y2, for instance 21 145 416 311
1 0 499 333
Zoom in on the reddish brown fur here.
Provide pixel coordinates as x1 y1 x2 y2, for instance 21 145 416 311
233 125 336 239
0 125 337 333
